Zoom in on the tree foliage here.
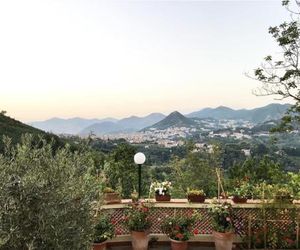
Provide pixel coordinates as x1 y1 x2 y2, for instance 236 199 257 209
253 0 300 131
170 150 218 198
0 135 99 250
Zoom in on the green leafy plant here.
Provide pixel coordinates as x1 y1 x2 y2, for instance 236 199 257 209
187 189 206 196
209 202 234 233
103 187 115 193
232 182 253 198
93 215 115 243
273 186 293 203
123 201 153 232
252 183 275 200
161 212 199 241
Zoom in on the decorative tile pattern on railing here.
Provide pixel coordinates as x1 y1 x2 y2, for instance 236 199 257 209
105 205 255 235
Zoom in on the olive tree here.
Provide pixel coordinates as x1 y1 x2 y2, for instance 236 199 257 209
0 135 99 250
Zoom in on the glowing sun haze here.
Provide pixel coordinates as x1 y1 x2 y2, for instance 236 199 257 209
0 0 291 122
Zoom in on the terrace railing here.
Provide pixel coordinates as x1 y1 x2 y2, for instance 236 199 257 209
100 199 300 249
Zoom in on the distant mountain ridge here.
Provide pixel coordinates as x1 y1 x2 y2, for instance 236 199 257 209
29 103 291 135
80 113 166 136
30 117 117 134
187 103 291 123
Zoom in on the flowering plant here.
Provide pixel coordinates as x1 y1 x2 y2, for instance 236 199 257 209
150 181 172 196
161 212 199 241
209 202 234 233
123 201 153 232
93 214 115 243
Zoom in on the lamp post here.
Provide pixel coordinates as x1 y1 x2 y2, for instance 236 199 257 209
134 152 146 199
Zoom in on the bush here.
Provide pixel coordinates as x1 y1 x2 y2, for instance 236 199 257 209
0 135 99 250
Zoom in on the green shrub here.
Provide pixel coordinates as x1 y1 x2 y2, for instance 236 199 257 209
0 134 99 250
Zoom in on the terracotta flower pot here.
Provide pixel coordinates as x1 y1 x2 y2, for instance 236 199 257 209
212 231 234 250
232 196 247 203
170 238 188 250
103 192 121 204
131 231 149 250
187 194 206 203
92 240 107 250
155 194 171 202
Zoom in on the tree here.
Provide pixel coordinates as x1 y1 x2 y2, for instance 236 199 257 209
253 0 300 131
227 156 288 185
103 143 151 198
0 135 99 250
169 150 217 198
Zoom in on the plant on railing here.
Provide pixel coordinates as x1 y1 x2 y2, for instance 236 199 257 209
150 181 172 196
252 182 275 200
150 181 172 201
231 181 253 203
123 201 153 250
123 201 153 232
187 189 206 203
209 201 236 250
187 189 205 196
161 212 199 241
131 191 139 203
209 202 234 233
273 186 294 203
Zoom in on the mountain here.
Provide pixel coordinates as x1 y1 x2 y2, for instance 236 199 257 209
143 111 196 131
30 117 117 135
30 103 291 135
0 112 63 151
80 113 166 136
187 103 291 123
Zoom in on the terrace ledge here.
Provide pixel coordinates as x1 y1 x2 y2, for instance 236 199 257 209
101 198 300 209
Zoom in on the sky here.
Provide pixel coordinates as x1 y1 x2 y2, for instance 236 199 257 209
0 0 293 122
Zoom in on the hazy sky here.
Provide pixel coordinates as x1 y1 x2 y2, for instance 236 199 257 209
0 0 292 122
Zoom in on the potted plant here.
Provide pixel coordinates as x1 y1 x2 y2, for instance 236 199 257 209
103 187 121 204
131 190 139 203
161 213 198 250
231 182 252 203
92 215 115 250
209 202 235 250
187 189 206 203
150 181 172 202
123 201 153 250
273 186 294 203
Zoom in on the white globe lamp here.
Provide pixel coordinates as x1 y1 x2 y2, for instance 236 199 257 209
134 152 146 199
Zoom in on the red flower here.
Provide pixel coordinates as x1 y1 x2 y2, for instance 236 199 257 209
175 225 180 231
143 207 149 213
111 219 117 225
176 233 184 240
193 229 199 235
